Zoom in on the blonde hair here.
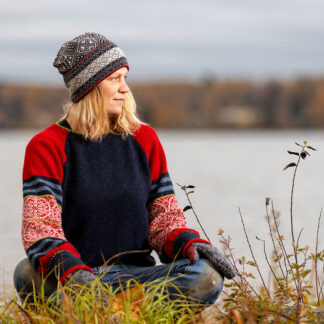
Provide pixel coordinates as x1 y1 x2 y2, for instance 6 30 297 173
61 86 143 141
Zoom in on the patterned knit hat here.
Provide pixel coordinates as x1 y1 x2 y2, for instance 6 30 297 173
53 32 129 103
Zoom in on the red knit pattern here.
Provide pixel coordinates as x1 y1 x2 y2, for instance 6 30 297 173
148 195 187 255
22 196 66 250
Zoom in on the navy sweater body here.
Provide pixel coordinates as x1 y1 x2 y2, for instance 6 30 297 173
61 121 153 267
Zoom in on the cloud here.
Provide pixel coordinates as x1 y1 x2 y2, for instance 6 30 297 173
1 0 324 81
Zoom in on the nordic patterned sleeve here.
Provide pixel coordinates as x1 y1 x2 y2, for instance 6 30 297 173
22 128 93 283
134 124 209 263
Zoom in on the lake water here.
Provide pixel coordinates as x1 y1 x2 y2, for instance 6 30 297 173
1 129 323 296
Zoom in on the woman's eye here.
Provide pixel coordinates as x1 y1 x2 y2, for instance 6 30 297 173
109 75 127 82
109 77 119 82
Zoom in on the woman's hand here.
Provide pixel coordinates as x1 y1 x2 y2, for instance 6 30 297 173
59 270 109 305
66 270 97 286
186 242 236 279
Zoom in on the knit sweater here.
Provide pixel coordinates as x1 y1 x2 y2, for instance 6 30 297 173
22 120 207 282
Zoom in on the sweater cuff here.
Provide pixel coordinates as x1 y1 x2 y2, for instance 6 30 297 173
60 264 94 283
182 238 211 259
48 250 93 283
163 228 201 261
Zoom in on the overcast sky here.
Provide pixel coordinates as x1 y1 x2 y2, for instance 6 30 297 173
1 0 324 84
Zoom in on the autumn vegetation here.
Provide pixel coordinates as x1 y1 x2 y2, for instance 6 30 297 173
1 77 324 129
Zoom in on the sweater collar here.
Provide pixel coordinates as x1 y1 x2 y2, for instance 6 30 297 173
58 119 72 131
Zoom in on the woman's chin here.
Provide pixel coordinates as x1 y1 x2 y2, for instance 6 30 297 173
108 108 122 115
108 111 122 120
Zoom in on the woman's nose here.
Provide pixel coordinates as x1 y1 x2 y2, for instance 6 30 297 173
119 79 129 93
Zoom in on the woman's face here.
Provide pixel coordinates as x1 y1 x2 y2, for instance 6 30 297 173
98 67 129 116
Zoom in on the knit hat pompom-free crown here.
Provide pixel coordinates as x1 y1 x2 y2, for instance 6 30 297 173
53 32 129 103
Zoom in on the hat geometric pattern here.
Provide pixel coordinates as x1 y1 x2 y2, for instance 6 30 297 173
66 47 126 92
53 32 129 102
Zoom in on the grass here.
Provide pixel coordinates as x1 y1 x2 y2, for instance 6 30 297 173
0 277 214 323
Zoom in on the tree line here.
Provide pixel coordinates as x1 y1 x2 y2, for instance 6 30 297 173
0 77 324 129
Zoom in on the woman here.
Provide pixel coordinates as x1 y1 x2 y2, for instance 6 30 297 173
14 32 235 305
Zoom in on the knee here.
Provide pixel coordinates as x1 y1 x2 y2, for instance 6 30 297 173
14 259 37 280
13 258 40 293
13 258 57 298
191 258 224 303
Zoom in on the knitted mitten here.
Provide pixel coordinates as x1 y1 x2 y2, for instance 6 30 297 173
188 243 236 279
67 270 97 286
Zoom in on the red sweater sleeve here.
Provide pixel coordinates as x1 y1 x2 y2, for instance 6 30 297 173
133 124 207 262
22 125 92 282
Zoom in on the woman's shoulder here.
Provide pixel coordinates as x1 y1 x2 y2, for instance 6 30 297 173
132 123 165 158
133 123 159 141
26 122 69 152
